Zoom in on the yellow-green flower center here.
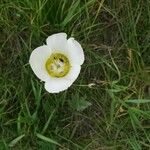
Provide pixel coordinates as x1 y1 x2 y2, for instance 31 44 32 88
45 53 70 78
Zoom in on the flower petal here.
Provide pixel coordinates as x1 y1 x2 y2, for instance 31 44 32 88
44 78 72 93
46 33 68 52
29 45 52 82
44 65 81 93
64 65 81 81
67 38 84 65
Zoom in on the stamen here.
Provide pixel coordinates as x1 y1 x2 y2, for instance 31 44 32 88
59 58 64 62
45 53 70 78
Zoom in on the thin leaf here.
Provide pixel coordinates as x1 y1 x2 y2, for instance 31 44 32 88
125 99 150 104
128 136 141 150
9 134 25 147
36 133 61 147
61 0 80 26
42 109 56 134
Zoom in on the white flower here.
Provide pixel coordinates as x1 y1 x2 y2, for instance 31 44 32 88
29 33 84 93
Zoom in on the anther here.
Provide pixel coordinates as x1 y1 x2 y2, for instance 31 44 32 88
59 58 64 62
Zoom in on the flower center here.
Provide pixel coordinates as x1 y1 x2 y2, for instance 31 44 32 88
45 53 70 78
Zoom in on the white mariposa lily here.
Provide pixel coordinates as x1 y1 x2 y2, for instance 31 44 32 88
29 33 84 93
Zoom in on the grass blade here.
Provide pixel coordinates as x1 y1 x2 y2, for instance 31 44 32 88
9 134 25 147
125 99 150 104
42 109 56 134
36 133 61 147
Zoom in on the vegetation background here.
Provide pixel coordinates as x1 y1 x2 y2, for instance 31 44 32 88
0 0 150 149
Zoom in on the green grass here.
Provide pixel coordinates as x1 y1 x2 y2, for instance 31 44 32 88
0 0 150 149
